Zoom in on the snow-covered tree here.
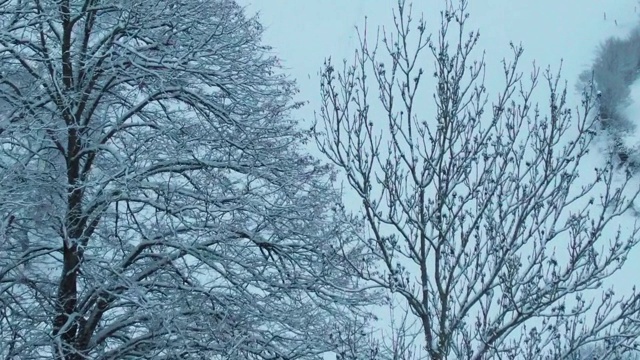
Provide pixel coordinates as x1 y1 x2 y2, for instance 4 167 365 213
578 25 640 171
0 0 374 359
314 1 640 359
590 35 640 122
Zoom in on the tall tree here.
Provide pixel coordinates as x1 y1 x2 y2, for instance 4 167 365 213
0 0 373 359
315 1 640 359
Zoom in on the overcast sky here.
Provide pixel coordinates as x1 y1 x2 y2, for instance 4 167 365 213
241 1 639 119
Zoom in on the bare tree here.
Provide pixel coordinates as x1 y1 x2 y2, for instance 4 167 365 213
333 299 421 360
0 0 375 359
314 1 640 359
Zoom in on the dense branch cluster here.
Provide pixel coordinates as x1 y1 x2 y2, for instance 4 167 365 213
315 1 640 359
0 1 372 359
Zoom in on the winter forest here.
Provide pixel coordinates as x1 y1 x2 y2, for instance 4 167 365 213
2 0 640 359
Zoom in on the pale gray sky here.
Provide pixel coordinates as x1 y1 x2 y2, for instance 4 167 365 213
242 1 638 119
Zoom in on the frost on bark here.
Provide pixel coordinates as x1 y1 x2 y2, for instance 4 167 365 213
0 0 373 359
315 1 640 359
